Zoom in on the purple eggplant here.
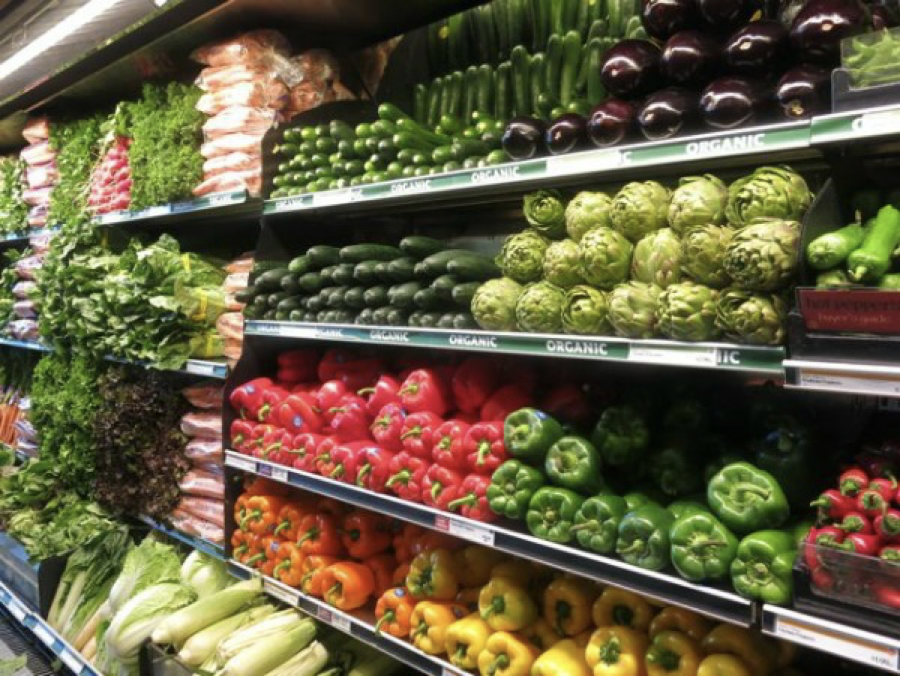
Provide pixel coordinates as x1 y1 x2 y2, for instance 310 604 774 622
545 114 588 155
699 76 771 128
641 0 699 40
501 117 547 161
661 31 721 87
587 100 638 147
601 40 663 97
637 87 699 140
790 0 870 65
775 64 831 119
698 0 763 32
724 20 790 76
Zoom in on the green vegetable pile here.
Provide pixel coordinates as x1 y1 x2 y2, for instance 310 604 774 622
48 115 105 228
472 166 810 345
0 248 26 329
0 157 26 236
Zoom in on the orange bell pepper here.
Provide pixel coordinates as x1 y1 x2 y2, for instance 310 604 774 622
231 530 249 560
392 562 411 587
375 587 415 638
410 530 462 556
297 513 343 556
301 555 339 597
245 536 273 569
273 503 307 541
365 552 397 597
394 523 428 563
259 559 275 577
234 493 250 528
272 542 305 588
321 561 376 610
242 495 287 536
341 511 392 559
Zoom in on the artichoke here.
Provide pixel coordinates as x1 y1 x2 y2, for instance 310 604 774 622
608 281 662 339
610 181 671 243
497 230 549 284
657 282 720 342
471 278 523 331
565 191 613 242
668 175 728 235
562 285 611 335
543 239 584 288
723 219 801 292
631 228 683 289
681 225 734 289
523 190 567 239
715 288 788 345
578 227 634 290
725 166 812 227
515 281 566 333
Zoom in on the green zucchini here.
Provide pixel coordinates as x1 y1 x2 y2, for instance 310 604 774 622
848 206 900 283
463 67 479 122
546 33 563 102
530 52 546 115
419 249 477 277
427 78 443 128
447 254 501 281
511 46 531 117
400 235 445 259
495 61 512 121
430 274 460 301
354 261 382 285
495 0 511 58
255 268 290 292
453 313 478 329
344 286 368 309
339 244 404 263
363 286 389 308
386 257 418 282
306 245 341 268
806 222 868 271
414 84 429 124
560 30 582 106
281 275 301 295
586 38 607 105
388 281 424 309
437 313 458 329
332 263 356 286
413 287 443 310
452 281 481 306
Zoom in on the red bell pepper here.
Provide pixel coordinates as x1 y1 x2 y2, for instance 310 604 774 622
540 383 593 427
422 465 464 511
341 511 392 559
355 446 395 493
312 438 339 476
371 403 406 452
250 424 276 457
291 433 327 473
810 566 836 592
385 452 427 502
323 442 368 482
339 360 384 392
431 420 470 471
258 385 290 424
480 384 532 423
839 467 869 497
318 380 348 421
844 532 881 556
871 477 897 502
451 357 500 413
359 376 401 418
318 348 360 382
810 489 855 520
329 394 371 442
447 475 496 522
277 349 319 380
880 544 900 562
812 525 846 546
873 581 900 608
263 429 292 465
399 369 449 416
857 488 890 518
401 412 443 458
837 511 874 534
229 377 273 419
276 392 323 434
875 508 900 542
464 422 507 475
230 419 256 453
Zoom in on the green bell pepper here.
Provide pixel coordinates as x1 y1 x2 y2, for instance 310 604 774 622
504 408 564 465
571 494 627 554
650 446 703 498
669 511 739 582
545 436 603 494
667 500 707 519
488 460 546 520
615 504 674 571
730 530 797 605
591 405 651 466
623 491 657 512
707 462 790 535
703 453 744 484
526 487 584 544
752 415 814 510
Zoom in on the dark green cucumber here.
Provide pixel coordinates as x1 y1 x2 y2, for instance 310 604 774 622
339 244 404 263
586 38 607 105
418 312 443 328
475 64 495 115
576 0 591 38
530 52 546 115
419 249 476 277
276 296 304 313
397 118 452 147
447 71 464 118
495 62 512 121
255 268 291 292
495 0 511 58
414 287 444 310
306 245 341 269
386 257 418 282
453 313 478 329
447 12 469 71
463 67 479 122
507 0 525 54
319 266 337 285
414 85 429 124
281 275 301 295
427 78 443 128
478 4 499 65
331 263 356 286
298 272 324 294
447 254 502 281
436 313 457 329
353 261 382 285
430 274 460 301
288 255 309 274
371 306 392 325
546 33 563 102
363 286 390 308
344 286 367 309
385 308 409 326
267 291 289 308
388 281 424 309
400 235 445 259
560 30 582 106
452 281 482 306
511 46 531 117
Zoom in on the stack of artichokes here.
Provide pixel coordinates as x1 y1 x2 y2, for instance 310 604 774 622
471 166 810 345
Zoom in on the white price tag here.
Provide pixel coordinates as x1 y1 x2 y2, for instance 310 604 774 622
546 149 623 176
32 622 54 647
143 205 170 218
629 345 717 367
272 467 289 483
799 369 900 397
274 197 305 212
185 361 218 377
265 580 299 607
60 649 83 674
312 190 351 207
227 455 256 472
435 515 495 546
857 110 900 137
316 607 352 632
775 616 899 672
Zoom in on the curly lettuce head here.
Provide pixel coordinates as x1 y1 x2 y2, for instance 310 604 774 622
578 227 633 290
471 278 523 331
543 239 583 288
523 190 567 239
497 230 549 284
562 285 611 335
515 281 566 333
565 191 612 242
668 175 728 235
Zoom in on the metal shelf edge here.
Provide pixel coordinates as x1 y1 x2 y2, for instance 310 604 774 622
137 515 225 561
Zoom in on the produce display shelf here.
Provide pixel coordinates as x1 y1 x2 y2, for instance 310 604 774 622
228 560 467 676
0 229 56 247
762 605 900 673
245 320 785 375
0 339 52 353
0 579 99 676
263 120 814 217
810 103 900 146
137 515 225 562
784 359 900 399
94 191 259 228
225 451 757 627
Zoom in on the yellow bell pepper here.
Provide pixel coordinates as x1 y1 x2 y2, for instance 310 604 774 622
522 618 560 652
490 560 536 587
543 576 597 637
644 631 702 676
476 631 538 676
455 545 505 587
445 613 493 669
585 626 649 676
479 577 538 632
407 548 459 601
592 588 656 632
457 586 482 612
409 601 467 655
698 654 753 676
531 638 592 676
648 607 712 642
700 625 777 676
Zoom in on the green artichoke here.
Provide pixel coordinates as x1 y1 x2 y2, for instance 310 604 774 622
715 288 787 345
578 227 634 290
523 190 567 239
515 281 566 333
543 239 584 288
631 228 683 289
608 281 662 339
725 166 812 227
681 225 734 289
497 230 549 284
668 175 728 235
816 269 853 287
723 219 801 292
471 278 523 331
565 191 612 242
610 181 671 243
657 281 720 342
562 285 611 335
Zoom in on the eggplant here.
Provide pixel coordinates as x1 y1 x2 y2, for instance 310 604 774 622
775 64 831 119
501 117 547 161
587 99 638 147
698 0 763 32
790 0 870 65
699 76 771 129
724 20 790 76
545 114 588 155
661 31 721 87
641 0 699 40
637 88 699 140
600 40 663 98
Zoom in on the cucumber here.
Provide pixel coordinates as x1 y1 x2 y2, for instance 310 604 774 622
320 287 344 308
373 261 392 282
339 244 404 263
430 274 460 301
419 249 477 277
281 275 301 295
495 0 511 58
372 120 398 138
447 12 469 71
372 306 393 325
363 286 389 308
276 296 304 313
427 78 443 128
306 245 341 268
414 84 429 124
255 268 290 292
507 0 525 55
356 307 374 325
453 313 478 329
806 222 868 271
586 38 607 105
495 62 512 121
385 308 409 327
267 291 289 308
386 257 418 282
388 281 425 309
476 64 495 115
848 206 900 283
354 261 382 285
546 33 563 102
414 287 444 310
332 263 356 286
463 67 479 122
400 235 445 259
560 30 583 106
397 118 452 147
447 254 502 281
551 0 565 34
408 310 425 327
330 120 354 142
288 255 309 274
437 313 457 329
234 286 256 304
344 286 368 309
289 309 305 322
530 52 546 115
533 0 550 49
447 71 464 118
433 145 456 165
452 281 481 306
319 265 337 285
576 0 592 38
378 103 407 123
418 312 443 328
511 46 531 117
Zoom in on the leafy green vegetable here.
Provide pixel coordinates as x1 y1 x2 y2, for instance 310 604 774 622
106 536 183 619
0 157 27 236
48 116 105 228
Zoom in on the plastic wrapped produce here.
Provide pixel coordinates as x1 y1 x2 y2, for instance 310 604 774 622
27 205 47 228
177 497 224 527
200 133 267 158
185 438 223 462
170 509 224 543
12 281 37 299
181 412 222 438
13 300 37 319
7 320 39 341
25 163 58 190
22 117 50 145
179 470 224 499
23 186 52 207
14 255 43 281
88 136 132 215
226 253 254 274
196 80 288 115
203 107 279 139
191 30 290 67
196 64 273 91
202 153 261 178
20 142 55 167
192 170 261 197
182 381 223 409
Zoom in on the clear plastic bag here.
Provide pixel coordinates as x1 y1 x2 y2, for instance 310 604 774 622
197 80 288 115
224 340 243 361
27 205 47 228
170 509 224 543
20 142 55 167
193 171 261 197
15 256 43 281
180 412 222 438
200 132 267 158
23 186 52 207
13 300 36 319
182 381 223 409
25 163 58 190
22 117 50 145
177 497 224 527
196 64 272 91
27 232 52 252
223 272 249 294
226 253 254 275
202 152 261 178
185 437 223 462
7 320 39 341
191 30 290 67
202 106 278 140
179 470 224 499
216 312 243 342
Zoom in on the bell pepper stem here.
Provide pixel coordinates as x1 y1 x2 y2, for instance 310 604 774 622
245 553 265 566
273 560 291 577
400 426 422 440
329 465 344 479
357 387 375 396
598 637 621 666
569 520 597 533
273 521 290 537
239 509 262 530
356 464 372 486
480 596 505 621
374 610 394 633
476 440 490 466
448 494 476 511
733 482 770 497
646 647 680 671
431 482 443 502
454 645 468 662
385 470 409 487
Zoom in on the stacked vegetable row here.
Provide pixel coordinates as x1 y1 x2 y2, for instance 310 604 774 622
473 166 811 345
241 237 496 328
